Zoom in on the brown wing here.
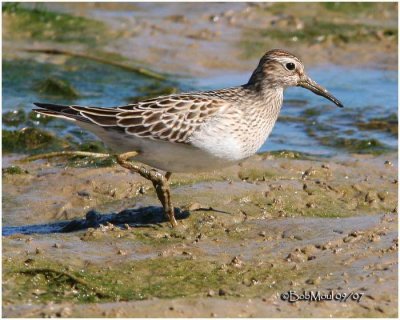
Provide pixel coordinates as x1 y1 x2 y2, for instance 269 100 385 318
71 94 227 143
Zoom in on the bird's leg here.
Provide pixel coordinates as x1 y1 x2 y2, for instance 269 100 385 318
116 152 177 227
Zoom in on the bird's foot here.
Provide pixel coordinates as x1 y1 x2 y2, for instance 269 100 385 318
116 152 177 227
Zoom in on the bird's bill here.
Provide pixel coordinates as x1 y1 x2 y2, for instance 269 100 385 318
297 77 344 108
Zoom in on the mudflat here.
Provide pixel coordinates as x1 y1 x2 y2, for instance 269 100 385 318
2 2 398 317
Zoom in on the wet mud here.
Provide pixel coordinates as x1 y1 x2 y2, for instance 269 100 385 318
2 152 398 317
2 2 398 318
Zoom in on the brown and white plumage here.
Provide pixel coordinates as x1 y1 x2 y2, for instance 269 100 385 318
34 49 343 173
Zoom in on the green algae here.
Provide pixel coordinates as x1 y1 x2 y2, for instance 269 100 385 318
266 20 387 43
3 254 301 304
259 150 315 160
66 156 117 169
238 168 276 182
2 166 28 175
170 174 224 188
317 136 393 155
321 2 376 13
65 141 116 168
302 107 323 117
278 115 307 123
2 128 68 154
356 113 398 135
240 2 397 59
34 77 80 98
2 109 26 127
2 127 117 168
3 3 108 45
28 110 54 125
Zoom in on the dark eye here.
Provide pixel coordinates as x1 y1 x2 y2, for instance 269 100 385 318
286 62 295 71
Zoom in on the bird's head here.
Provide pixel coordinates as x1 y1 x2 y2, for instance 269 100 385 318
248 49 343 108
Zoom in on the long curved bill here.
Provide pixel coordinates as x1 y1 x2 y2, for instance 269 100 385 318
298 76 344 108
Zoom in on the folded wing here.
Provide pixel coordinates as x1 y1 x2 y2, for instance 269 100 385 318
34 94 226 144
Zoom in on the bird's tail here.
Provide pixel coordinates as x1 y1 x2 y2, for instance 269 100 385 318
33 102 89 123
33 103 122 126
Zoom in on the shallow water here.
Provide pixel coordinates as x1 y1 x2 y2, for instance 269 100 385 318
2 58 397 156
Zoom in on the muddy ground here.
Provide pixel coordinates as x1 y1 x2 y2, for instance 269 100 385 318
2 2 398 318
3 152 398 317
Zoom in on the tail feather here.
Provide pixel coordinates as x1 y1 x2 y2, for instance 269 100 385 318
33 102 89 123
34 102 78 115
33 102 118 126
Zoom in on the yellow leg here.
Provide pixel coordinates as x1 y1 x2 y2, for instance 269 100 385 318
116 152 177 227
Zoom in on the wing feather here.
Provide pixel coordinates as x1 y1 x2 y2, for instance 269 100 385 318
34 94 227 143
115 94 226 143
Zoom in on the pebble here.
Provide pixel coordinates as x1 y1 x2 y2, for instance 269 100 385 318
137 186 146 195
218 288 227 296
302 167 315 180
77 190 90 197
285 252 306 263
57 307 71 318
306 202 315 208
207 289 215 297
343 236 355 243
291 264 300 271
377 192 387 201
230 256 244 268
375 306 385 313
369 234 381 242
349 230 364 237
300 245 318 255
306 276 321 285
365 192 376 204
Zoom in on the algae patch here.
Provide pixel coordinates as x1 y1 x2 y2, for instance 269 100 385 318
3 3 108 45
2 128 68 154
34 77 80 98
240 2 397 59
2 166 28 175
316 136 393 155
3 255 301 304
356 114 398 136
2 109 26 127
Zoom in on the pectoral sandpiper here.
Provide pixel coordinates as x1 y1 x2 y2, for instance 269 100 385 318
34 49 343 227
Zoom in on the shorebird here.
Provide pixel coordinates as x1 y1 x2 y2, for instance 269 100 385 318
33 49 343 227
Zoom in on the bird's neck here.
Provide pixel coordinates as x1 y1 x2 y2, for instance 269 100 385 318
242 82 284 113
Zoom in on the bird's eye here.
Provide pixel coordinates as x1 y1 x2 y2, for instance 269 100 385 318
286 62 295 71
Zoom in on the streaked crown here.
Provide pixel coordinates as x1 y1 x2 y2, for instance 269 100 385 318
247 49 305 89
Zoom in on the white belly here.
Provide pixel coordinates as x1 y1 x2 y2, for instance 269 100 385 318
79 123 241 172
